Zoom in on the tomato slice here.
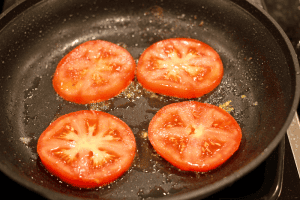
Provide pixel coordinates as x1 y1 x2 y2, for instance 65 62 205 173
37 110 136 188
52 40 136 104
137 38 223 98
148 101 242 172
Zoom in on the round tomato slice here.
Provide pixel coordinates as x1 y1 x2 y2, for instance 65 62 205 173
53 40 136 104
148 101 242 172
137 38 223 98
37 110 136 188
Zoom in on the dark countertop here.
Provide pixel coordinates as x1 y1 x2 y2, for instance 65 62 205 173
264 0 300 64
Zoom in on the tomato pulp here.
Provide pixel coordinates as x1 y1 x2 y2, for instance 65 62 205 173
137 38 223 98
148 101 242 172
53 40 136 104
37 110 136 188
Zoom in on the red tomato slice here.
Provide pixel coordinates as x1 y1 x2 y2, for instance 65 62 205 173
52 40 136 104
148 101 242 172
137 38 223 98
37 110 136 188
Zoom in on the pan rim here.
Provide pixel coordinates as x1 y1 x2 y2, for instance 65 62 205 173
0 0 299 199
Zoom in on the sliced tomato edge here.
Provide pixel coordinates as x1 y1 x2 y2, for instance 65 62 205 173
52 40 136 104
136 71 223 98
149 136 241 172
37 110 137 188
38 150 136 188
52 72 135 104
148 101 242 172
136 38 224 99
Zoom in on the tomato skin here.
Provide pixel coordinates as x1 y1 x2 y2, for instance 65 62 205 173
148 101 242 172
53 40 136 104
37 110 136 188
137 38 223 98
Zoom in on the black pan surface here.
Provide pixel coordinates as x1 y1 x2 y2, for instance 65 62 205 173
0 0 299 199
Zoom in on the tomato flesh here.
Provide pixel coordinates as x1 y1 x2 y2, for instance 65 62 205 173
37 110 136 188
52 40 136 104
148 101 242 172
137 38 223 98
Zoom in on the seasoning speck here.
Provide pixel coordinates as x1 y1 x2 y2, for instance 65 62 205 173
20 137 31 145
219 100 234 112
141 131 148 139
199 21 204 26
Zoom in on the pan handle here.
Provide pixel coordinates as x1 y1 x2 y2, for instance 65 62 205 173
287 113 300 178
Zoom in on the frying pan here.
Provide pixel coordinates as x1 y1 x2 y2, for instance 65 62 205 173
0 0 299 199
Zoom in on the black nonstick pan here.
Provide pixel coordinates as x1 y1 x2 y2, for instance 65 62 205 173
0 0 299 199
